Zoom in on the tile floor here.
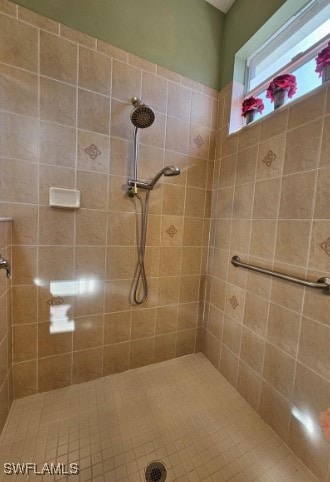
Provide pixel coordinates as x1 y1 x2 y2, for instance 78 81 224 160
0 354 318 481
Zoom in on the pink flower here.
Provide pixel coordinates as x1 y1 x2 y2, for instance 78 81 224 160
241 96 264 117
319 408 330 443
266 74 297 102
315 41 330 76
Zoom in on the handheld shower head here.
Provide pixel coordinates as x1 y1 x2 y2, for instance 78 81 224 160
148 166 181 187
163 166 181 177
130 97 155 129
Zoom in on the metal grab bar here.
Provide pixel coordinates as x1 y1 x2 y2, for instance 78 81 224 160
231 256 330 291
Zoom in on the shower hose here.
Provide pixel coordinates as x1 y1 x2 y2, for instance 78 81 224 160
132 190 150 304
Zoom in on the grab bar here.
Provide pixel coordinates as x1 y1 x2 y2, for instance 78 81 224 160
231 256 330 291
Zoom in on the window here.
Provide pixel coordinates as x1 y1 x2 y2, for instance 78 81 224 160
244 0 330 117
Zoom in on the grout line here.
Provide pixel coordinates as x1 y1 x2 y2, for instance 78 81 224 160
35 25 41 395
235 120 259 387
258 112 287 411
68 28 80 388
287 86 327 448
205 315 330 387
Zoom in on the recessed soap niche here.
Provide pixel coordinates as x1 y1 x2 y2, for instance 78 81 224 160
49 188 81 209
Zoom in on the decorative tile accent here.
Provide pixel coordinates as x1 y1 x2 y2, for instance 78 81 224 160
320 237 330 256
166 225 178 237
47 296 64 306
230 295 239 310
84 144 101 160
193 135 204 148
262 150 277 167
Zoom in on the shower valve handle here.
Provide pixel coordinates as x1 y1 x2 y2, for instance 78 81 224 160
0 254 11 278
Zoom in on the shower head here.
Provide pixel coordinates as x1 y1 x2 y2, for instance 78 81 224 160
130 97 155 129
163 166 181 177
148 165 180 187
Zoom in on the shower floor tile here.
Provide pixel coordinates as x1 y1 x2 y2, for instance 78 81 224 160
0 354 317 481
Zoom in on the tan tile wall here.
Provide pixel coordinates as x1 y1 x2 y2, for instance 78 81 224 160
0 1 218 399
1 2 327 479
204 82 330 481
0 220 12 432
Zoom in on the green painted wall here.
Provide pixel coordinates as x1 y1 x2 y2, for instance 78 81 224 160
11 0 224 90
220 0 287 88
9 0 307 90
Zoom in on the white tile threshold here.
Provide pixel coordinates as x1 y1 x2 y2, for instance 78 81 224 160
0 354 318 481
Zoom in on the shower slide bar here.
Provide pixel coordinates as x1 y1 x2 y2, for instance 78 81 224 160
231 256 330 291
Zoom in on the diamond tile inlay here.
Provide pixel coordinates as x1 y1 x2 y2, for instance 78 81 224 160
230 295 239 309
47 296 64 306
193 135 204 148
262 150 277 167
166 225 178 237
320 237 330 256
84 144 101 160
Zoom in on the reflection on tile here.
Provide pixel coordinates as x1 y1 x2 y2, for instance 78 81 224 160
0 10 328 479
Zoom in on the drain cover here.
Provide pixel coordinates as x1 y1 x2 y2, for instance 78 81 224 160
145 461 167 481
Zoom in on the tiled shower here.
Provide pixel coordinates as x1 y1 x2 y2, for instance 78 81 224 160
205 86 330 480
0 220 11 433
0 3 216 399
0 1 329 481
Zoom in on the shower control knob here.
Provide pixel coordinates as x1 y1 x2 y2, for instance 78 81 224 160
0 254 11 278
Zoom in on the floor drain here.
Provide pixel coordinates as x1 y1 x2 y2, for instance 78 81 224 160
145 461 167 481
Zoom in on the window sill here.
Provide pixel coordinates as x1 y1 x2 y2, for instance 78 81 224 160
228 79 329 137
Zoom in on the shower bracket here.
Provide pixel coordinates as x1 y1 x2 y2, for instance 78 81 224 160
128 179 154 191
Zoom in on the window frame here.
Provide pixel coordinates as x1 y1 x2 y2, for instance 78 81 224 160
245 34 329 99
244 0 330 98
228 0 330 133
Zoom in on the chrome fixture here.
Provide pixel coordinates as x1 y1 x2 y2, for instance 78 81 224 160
128 166 180 191
231 256 330 291
148 165 180 188
130 97 155 186
0 254 11 278
127 98 180 304
131 97 155 129
145 461 167 481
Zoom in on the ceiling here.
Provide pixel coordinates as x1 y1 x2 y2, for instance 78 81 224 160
205 0 236 13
